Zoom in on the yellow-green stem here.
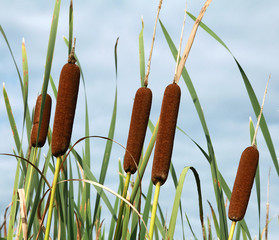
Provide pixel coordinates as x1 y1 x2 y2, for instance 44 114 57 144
149 182 160 240
228 221 236 240
44 156 61 240
113 172 131 240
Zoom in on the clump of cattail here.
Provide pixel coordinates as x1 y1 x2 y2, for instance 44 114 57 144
30 93 52 147
228 145 259 221
123 87 152 174
51 40 80 157
151 82 181 186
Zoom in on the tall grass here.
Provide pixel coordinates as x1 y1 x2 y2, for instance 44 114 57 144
0 1 278 239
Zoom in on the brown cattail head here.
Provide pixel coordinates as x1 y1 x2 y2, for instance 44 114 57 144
151 83 181 186
123 87 152 174
228 145 259 221
51 60 80 157
30 94 52 147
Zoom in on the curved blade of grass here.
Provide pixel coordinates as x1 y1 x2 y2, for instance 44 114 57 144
58 178 148 234
139 18 145 87
160 19 228 239
70 148 117 221
186 12 279 176
167 167 204 240
94 37 118 224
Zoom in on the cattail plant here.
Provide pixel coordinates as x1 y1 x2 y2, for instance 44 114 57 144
149 1 212 238
45 38 80 240
30 93 52 148
228 77 269 240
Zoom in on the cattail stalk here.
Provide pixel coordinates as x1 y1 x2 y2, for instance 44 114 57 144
44 156 61 240
228 76 270 240
149 182 160 240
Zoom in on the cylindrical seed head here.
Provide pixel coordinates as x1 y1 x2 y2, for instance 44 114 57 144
123 87 152 174
51 62 80 157
30 94 52 147
228 145 259 221
152 83 181 186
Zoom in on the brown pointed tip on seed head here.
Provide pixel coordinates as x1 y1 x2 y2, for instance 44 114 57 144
228 145 259 221
51 62 80 157
30 94 52 148
152 83 181 186
123 87 152 174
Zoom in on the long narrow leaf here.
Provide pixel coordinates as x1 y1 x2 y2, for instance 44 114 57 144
3 84 22 156
167 167 204 240
186 11 279 176
93 38 118 224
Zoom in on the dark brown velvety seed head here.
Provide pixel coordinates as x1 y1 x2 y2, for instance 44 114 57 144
152 83 181 186
30 94 52 147
51 63 80 157
228 145 259 221
123 87 152 174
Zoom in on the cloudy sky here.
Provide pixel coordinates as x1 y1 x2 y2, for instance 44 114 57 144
1 0 279 239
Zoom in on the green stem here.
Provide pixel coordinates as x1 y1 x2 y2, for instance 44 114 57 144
149 182 160 240
44 155 61 240
113 172 131 240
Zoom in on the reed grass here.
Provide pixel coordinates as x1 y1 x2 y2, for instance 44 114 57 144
0 1 278 240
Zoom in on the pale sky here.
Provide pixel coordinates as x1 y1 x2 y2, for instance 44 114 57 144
1 0 279 239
